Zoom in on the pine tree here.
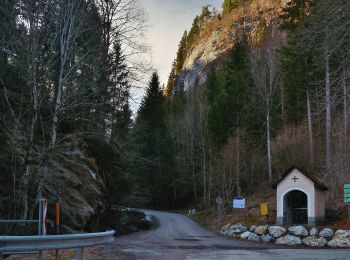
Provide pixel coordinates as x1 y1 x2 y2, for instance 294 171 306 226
222 0 233 14
206 42 252 146
133 72 176 208
175 31 188 75
281 0 313 31
187 16 200 49
222 0 243 14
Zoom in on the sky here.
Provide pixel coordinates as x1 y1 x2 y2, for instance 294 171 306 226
142 0 223 85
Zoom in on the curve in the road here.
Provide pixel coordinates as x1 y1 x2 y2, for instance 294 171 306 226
116 210 350 260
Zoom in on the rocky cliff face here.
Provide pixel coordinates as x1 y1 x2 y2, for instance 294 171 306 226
174 0 286 92
0 134 106 233
44 140 106 231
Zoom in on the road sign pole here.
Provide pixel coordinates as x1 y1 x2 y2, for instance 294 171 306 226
216 195 223 226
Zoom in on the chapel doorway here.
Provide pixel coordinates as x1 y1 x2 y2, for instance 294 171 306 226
283 190 308 225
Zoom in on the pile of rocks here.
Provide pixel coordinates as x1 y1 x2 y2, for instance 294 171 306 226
220 224 350 248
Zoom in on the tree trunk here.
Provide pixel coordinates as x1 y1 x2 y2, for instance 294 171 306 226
266 97 272 181
325 51 331 176
236 128 240 195
343 70 348 141
22 9 39 220
307 89 314 167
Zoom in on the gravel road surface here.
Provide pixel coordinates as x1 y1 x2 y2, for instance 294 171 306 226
116 210 350 260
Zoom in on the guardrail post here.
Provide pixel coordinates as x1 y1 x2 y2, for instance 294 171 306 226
75 247 83 260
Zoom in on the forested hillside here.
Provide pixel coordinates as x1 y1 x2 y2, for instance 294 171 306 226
1 0 350 231
134 0 350 212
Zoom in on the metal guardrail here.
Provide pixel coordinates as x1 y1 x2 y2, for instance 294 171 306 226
0 230 116 260
0 220 39 224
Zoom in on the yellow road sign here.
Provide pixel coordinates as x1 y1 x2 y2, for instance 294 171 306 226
260 203 269 216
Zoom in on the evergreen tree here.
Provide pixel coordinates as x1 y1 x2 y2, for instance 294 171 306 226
187 16 200 49
175 31 188 75
222 0 234 14
133 72 175 208
222 0 243 14
206 42 252 146
281 0 314 31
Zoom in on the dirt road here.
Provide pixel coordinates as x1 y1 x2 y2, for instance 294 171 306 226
116 210 350 260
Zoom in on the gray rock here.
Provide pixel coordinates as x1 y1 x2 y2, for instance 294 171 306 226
226 230 235 237
229 223 243 230
302 236 327 247
240 231 252 239
288 226 308 237
261 234 275 243
327 230 350 247
268 226 287 238
275 235 302 245
310 227 319 236
247 232 261 242
319 228 334 238
229 223 247 233
221 223 231 231
250 225 257 232
255 225 267 235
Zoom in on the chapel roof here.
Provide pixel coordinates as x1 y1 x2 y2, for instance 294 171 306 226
272 166 328 191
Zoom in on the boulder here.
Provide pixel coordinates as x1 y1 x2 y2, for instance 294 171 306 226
288 226 308 237
221 223 231 231
255 225 267 235
229 224 248 234
302 236 327 247
275 235 302 245
240 231 252 239
310 227 318 236
247 232 261 242
229 223 244 230
226 230 236 237
319 228 334 238
327 230 350 247
261 234 275 243
268 226 287 238
250 225 257 232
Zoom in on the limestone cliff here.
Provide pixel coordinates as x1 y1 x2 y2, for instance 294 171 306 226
174 0 287 91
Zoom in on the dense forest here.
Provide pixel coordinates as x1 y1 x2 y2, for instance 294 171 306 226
0 0 147 226
1 0 350 230
150 0 350 211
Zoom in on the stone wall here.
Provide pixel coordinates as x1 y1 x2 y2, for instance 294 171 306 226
220 223 350 247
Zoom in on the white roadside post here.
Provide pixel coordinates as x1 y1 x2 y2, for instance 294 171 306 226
38 198 47 260
216 195 223 226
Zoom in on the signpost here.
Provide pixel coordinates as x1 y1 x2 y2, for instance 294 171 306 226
233 197 245 209
233 197 245 221
260 203 269 216
260 203 269 224
344 184 350 220
216 195 223 225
